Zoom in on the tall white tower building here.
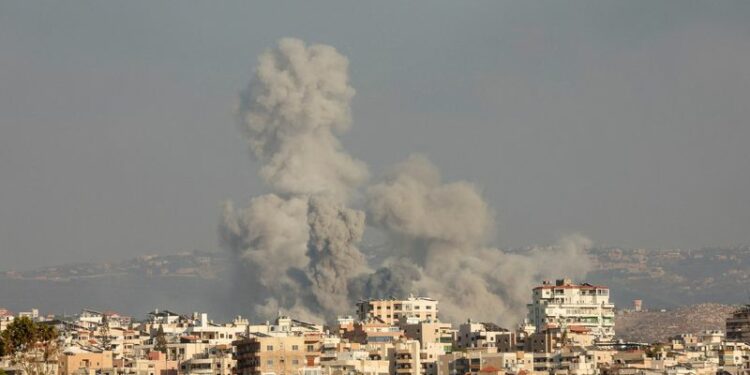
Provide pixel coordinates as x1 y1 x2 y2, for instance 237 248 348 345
527 278 615 342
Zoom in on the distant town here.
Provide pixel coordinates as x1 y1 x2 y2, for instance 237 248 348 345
3 278 750 375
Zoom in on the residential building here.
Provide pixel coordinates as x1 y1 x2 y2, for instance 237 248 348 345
0 308 14 331
455 321 512 350
233 335 308 375
527 278 615 342
391 339 421 375
356 297 438 325
728 305 750 343
59 347 113 375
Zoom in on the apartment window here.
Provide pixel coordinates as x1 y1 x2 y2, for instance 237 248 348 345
307 345 314 351
426 306 432 310
266 345 274 351
267 359 273 366
292 345 299 351
292 359 299 365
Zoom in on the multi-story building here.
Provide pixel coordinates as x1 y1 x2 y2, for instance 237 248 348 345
527 279 615 342
402 322 455 353
437 351 535 375
59 347 113 375
341 320 405 344
320 350 390 375
455 321 512 350
718 341 750 371
356 297 438 325
391 340 421 375
180 346 235 375
0 308 14 331
233 335 309 375
728 305 750 343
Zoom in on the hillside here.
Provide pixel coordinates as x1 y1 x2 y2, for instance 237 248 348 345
2 247 750 327
615 303 738 343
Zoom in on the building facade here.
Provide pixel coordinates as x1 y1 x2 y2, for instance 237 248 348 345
526 279 615 342
356 297 438 325
233 335 308 375
727 305 750 344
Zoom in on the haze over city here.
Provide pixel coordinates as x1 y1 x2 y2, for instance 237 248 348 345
3 3 750 375
2 1 749 273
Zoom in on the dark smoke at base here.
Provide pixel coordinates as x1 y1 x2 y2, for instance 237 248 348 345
220 38 592 326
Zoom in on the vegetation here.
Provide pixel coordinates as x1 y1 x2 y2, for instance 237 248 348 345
99 315 111 350
0 317 59 375
154 324 168 353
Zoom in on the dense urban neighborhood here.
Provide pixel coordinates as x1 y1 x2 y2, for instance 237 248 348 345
3 279 750 375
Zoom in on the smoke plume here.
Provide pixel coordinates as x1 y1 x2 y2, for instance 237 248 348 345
365 155 592 325
221 38 368 321
221 38 592 326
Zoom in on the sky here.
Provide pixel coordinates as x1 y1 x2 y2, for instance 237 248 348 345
1 1 749 270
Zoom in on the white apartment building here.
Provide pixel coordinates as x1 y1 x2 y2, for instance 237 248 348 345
356 296 438 325
0 308 14 331
527 279 615 342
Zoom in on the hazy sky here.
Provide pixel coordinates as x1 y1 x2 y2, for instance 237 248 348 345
1 1 749 270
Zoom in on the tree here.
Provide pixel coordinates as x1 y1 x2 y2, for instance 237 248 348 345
154 324 167 354
99 315 111 350
1 317 59 375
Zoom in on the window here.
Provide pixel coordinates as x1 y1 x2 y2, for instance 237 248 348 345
266 359 274 366
307 345 314 352
266 345 274 351
292 359 299 365
292 345 299 351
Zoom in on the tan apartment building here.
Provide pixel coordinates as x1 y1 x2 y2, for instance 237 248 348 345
437 350 534 375
356 297 438 325
403 321 453 351
391 340 421 375
59 348 113 375
180 345 235 375
233 335 308 375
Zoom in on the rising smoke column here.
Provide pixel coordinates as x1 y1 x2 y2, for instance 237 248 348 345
222 38 593 326
366 155 592 326
220 38 369 321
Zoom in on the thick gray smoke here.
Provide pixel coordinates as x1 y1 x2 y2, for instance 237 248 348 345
366 155 592 326
221 38 592 326
221 38 368 322
237 38 367 199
